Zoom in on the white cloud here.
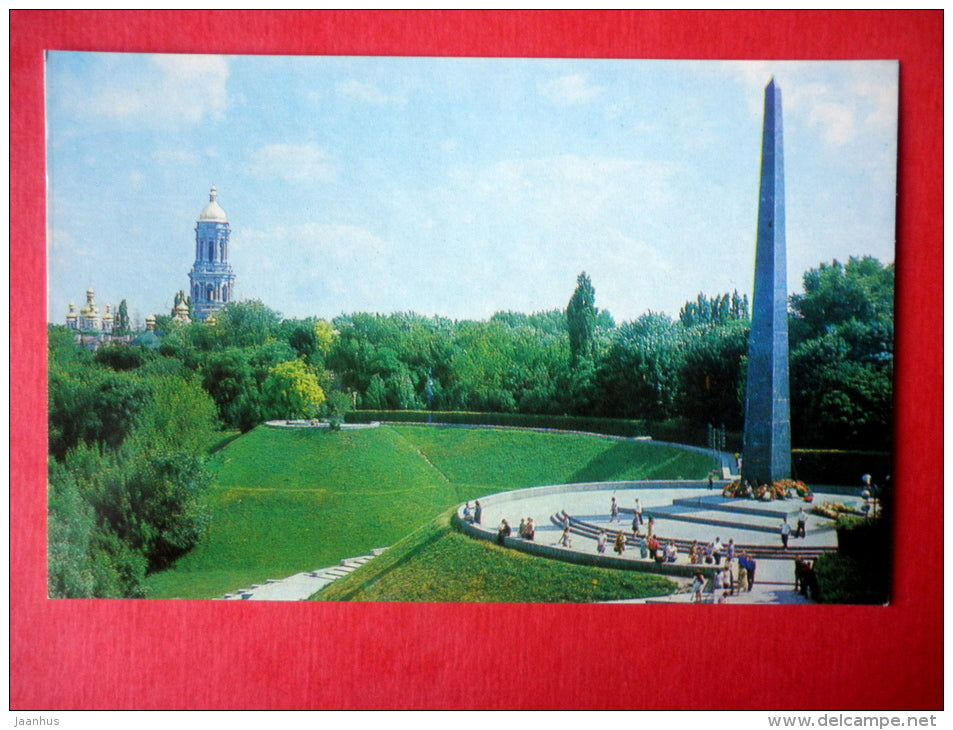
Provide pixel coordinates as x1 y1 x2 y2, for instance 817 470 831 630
539 73 603 105
809 101 855 146
64 53 229 127
338 79 404 105
248 143 336 183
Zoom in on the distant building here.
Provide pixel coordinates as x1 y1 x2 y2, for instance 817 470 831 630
63 289 128 349
188 186 235 322
66 288 113 334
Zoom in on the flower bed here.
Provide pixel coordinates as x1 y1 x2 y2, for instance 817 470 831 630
722 478 812 500
811 502 866 519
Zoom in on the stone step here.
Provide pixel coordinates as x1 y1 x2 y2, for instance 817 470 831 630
649 506 831 536
670 495 807 519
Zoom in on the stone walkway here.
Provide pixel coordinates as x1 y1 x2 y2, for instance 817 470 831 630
218 548 388 600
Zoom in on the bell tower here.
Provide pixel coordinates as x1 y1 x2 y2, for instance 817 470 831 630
188 186 235 322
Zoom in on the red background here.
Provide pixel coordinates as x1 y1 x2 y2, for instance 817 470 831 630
10 11 943 710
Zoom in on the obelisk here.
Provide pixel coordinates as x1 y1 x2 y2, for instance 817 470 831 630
742 78 791 486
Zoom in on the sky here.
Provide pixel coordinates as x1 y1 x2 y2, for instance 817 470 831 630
45 54 898 327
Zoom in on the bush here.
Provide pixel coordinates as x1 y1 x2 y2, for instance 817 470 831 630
813 552 888 605
792 449 891 486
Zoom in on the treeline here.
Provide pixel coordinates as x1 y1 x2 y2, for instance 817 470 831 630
47 256 893 597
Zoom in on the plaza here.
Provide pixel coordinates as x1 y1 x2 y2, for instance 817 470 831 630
458 479 867 603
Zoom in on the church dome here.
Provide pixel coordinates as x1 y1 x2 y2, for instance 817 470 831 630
198 186 228 223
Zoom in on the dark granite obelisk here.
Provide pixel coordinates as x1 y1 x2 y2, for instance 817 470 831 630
742 78 791 486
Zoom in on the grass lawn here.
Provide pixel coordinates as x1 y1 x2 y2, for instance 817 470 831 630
312 509 679 603
144 424 715 599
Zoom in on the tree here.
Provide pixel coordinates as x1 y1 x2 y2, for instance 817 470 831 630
676 319 749 430
114 299 130 336
592 312 685 419
208 300 282 349
262 359 326 419
567 272 596 368
788 257 893 449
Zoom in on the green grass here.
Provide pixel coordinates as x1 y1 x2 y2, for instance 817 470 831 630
144 424 715 599
313 510 679 603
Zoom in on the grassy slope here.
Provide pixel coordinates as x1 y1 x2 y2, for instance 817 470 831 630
312 509 678 603
144 424 714 599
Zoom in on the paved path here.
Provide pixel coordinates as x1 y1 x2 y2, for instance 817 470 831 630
218 548 388 600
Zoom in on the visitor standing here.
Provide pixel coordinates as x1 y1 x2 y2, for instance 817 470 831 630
610 496 620 523
473 500 482 525
712 537 724 565
796 507 807 539
634 498 644 527
737 557 749 592
780 517 790 549
692 571 705 603
647 534 660 562
596 529 607 554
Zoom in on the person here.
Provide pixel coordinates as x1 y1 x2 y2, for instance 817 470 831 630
690 540 699 564
796 507 807 539
726 538 735 563
634 498 644 527
497 519 511 545
518 518 526 538
804 560 821 601
596 529 607 554
631 513 640 534
610 496 620 523
463 502 472 522
713 567 724 595
724 562 735 595
745 553 756 589
737 556 749 592
647 534 660 562
708 473 714 490
558 526 572 549
712 537 724 565
524 517 535 541
780 517 790 549
613 531 626 555
647 516 656 538
634 534 647 559
703 542 714 565
793 556 805 593
473 500 482 525
717 591 730 604
691 571 705 603
664 541 677 563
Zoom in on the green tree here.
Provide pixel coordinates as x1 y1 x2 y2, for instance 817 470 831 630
788 257 893 449
676 319 749 430
114 299 130 336
262 359 326 419
567 272 596 368
208 299 282 349
593 312 685 420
